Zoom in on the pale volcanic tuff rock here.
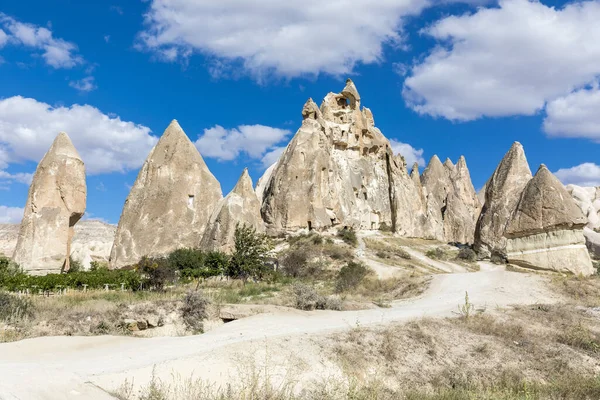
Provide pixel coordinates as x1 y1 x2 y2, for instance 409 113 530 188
260 79 400 232
201 169 265 252
505 165 593 275
420 155 481 243
255 161 278 205
474 142 533 258
110 120 222 268
13 133 87 275
566 184 600 257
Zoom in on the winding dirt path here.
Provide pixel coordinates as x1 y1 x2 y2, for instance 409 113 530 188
0 265 560 399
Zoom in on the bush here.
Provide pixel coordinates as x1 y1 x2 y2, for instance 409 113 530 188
0 256 20 283
457 248 477 262
337 228 358 247
292 283 342 311
203 251 229 277
180 291 210 333
0 292 34 322
336 261 368 292
228 224 272 282
136 256 175 290
280 248 309 278
426 247 447 260
379 222 392 232
67 257 83 273
89 261 109 271
168 248 204 271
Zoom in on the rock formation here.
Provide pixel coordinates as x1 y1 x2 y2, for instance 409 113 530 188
70 221 117 269
110 120 222 268
12 133 86 275
474 142 533 258
567 184 600 258
200 169 265 252
256 161 278 205
0 224 19 258
260 80 398 232
420 155 481 243
504 165 593 275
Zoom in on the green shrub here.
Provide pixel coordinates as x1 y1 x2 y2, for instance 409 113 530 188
337 228 358 247
457 247 477 262
136 256 175 290
426 247 447 260
280 248 309 278
228 224 272 282
67 257 83 273
89 261 109 271
168 248 204 271
0 291 34 322
181 291 210 333
336 261 368 292
203 251 229 277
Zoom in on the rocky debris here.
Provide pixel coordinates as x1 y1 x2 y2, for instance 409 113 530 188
420 155 481 243
13 133 86 275
110 120 222 268
200 169 265 252
70 221 116 269
504 165 593 275
474 142 533 258
260 80 398 232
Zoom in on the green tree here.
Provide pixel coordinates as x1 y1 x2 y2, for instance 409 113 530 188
228 224 272 282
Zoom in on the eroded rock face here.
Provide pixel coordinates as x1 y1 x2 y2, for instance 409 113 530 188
566 185 600 257
474 142 533 258
200 169 265 252
260 80 397 232
0 224 19 258
13 133 86 275
256 161 278 205
420 155 481 243
71 221 116 269
505 165 593 275
110 120 222 268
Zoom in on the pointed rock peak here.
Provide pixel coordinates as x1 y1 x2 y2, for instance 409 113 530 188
456 156 467 169
443 158 455 170
302 98 320 120
163 119 185 137
232 168 255 197
424 155 444 173
411 162 420 176
537 164 548 173
341 78 360 107
49 132 81 159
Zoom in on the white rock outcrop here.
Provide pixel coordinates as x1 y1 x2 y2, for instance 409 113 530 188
110 120 222 268
70 221 117 269
566 184 600 258
505 165 593 275
12 133 87 275
201 169 265 252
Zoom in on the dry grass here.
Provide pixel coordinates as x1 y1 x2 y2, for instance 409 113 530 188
551 275 600 307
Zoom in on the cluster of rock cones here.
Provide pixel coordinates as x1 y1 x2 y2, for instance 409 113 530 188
11 80 596 276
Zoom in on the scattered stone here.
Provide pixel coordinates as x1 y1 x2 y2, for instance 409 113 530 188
110 120 222 268
505 165 594 275
13 133 86 275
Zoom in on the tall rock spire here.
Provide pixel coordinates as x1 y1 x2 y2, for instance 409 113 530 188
110 120 222 268
201 168 265 252
474 142 532 258
13 132 87 275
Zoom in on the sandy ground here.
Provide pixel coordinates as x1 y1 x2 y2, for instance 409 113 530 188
0 262 561 400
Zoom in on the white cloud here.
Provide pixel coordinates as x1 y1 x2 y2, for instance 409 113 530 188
390 139 425 167
403 0 600 121
0 170 32 185
0 206 23 223
0 29 7 47
0 96 157 175
260 146 286 169
554 163 600 187
69 76 97 93
137 0 437 78
544 83 600 141
195 125 291 163
0 13 83 69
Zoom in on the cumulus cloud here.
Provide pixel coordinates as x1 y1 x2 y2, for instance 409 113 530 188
260 146 286 169
390 139 425 167
69 76 97 93
0 96 157 175
0 205 23 223
554 163 600 187
403 0 600 121
195 125 291 164
0 13 83 68
544 83 600 141
136 0 437 78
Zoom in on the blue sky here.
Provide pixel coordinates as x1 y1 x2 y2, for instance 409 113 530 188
0 0 599 224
